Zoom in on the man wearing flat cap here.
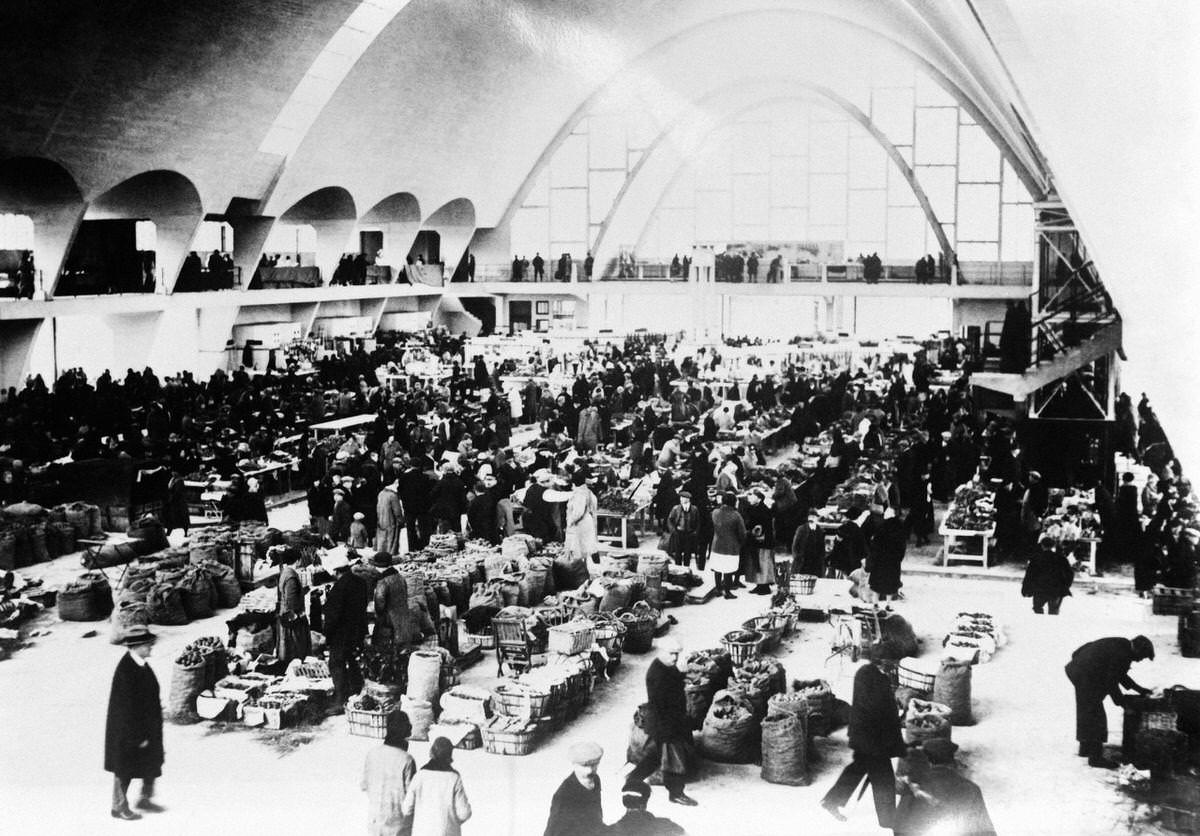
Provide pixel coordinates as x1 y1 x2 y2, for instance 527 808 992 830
665 490 701 569
105 626 164 820
544 742 605 836
1065 635 1156 768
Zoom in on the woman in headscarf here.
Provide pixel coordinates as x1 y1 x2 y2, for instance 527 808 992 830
362 711 416 836
402 737 472 836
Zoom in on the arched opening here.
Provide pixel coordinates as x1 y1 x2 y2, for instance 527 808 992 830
61 170 202 295
264 186 357 287
175 219 236 292
415 198 475 286
0 157 85 299
357 192 420 284
0 213 36 298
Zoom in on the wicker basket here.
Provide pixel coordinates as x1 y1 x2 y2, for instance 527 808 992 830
1152 586 1198 616
618 618 653 654
897 659 937 694
491 682 551 719
722 630 765 666
363 679 406 705
547 621 596 656
743 616 785 651
789 574 818 596
482 720 539 755
347 703 401 739
467 630 496 650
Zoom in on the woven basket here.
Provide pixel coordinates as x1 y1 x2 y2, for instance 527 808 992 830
347 703 401 739
897 659 937 694
467 630 496 650
789 574 818 596
491 682 551 719
721 630 765 666
482 720 539 755
547 621 595 656
743 616 785 651
622 618 655 654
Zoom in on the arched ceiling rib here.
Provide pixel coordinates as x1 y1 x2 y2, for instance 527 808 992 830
268 1 1049 226
586 80 954 264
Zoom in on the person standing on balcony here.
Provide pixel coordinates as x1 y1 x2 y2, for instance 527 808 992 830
532 252 545 281
746 252 759 283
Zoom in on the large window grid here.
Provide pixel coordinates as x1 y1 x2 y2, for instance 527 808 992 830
513 68 1034 271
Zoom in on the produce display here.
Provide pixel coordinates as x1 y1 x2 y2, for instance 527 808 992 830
596 489 638 515
942 484 997 532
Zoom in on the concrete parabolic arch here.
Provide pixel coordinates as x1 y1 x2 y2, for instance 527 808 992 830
421 198 476 283
359 192 422 276
0 157 86 294
76 169 204 294
590 82 956 276
496 6 1046 234
279 186 358 284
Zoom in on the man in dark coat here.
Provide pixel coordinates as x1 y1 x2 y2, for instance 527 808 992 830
625 638 697 806
1065 635 1155 767
664 490 702 567
1021 539 1075 614
429 463 468 533
821 649 906 828
867 508 907 600
466 472 502 545
543 742 605 836
791 510 825 578
105 626 165 820
322 554 370 713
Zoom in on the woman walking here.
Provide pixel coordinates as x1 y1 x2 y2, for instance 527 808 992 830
402 737 472 836
362 711 416 836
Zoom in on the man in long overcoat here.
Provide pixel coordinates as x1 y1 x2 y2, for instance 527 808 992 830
375 480 406 555
323 553 370 713
105 626 165 820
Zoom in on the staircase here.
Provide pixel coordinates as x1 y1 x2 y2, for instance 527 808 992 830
971 263 1123 402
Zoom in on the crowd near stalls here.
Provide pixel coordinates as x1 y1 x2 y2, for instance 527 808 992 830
1 324 1199 833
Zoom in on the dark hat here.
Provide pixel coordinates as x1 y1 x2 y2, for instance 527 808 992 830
620 780 651 809
384 710 412 746
121 625 157 646
371 551 393 568
1132 635 1155 660
678 489 692 499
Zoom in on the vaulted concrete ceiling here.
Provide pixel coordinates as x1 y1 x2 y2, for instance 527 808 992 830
0 0 1197 463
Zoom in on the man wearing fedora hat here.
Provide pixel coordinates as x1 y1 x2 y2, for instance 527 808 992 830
105 625 165 820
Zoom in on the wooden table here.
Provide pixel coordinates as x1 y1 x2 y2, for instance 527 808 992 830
595 504 650 550
938 521 998 568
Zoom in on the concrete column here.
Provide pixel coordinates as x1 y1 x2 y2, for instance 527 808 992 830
158 215 206 294
0 320 44 390
229 216 275 290
38 205 86 298
313 219 356 285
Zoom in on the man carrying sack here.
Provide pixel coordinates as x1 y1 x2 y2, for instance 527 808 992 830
104 625 165 821
820 645 906 828
624 638 698 807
